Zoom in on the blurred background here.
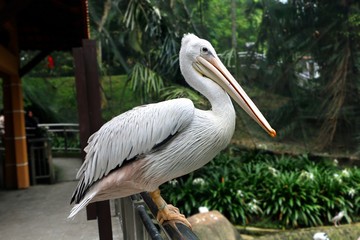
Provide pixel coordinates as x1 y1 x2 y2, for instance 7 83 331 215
16 0 360 157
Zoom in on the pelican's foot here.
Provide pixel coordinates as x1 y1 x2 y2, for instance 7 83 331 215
157 204 191 228
149 189 191 228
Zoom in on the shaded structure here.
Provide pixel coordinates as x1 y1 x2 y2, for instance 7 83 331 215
0 1 114 240
0 0 116 239
0 0 89 188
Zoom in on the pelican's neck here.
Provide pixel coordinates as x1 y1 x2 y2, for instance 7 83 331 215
181 64 235 117
204 80 235 115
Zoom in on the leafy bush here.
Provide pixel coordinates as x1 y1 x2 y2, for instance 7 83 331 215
261 171 322 227
161 173 207 217
311 167 354 224
350 167 360 216
47 131 80 151
161 148 360 229
161 152 263 224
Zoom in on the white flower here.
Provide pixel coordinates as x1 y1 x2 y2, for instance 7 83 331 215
237 190 244 198
308 172 314 180
333 159 338 166
348 188 356 198
341 169 350 178
192 177 206 186
168 179 178 186
198 206 209 213
268 166 279 176
257 143 268 150
247 199 262 213
300 171 314 180
333 173 342 183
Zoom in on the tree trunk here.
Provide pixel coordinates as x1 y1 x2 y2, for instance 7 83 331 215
231 0 238 79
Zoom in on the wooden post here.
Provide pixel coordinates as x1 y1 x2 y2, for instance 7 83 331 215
3 76 29 189
1 20 29 189
73 39 113 240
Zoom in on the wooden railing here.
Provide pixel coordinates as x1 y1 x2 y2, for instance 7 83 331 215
27 138 54 184
38 123 80 152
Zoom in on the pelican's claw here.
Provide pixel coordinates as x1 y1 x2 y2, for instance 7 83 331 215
157 204 192 228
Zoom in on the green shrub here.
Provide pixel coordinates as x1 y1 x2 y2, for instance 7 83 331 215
202 172 262 224
349 167 360 216
47 131 80 151
161 149 360 229
161 173 207 217
261 171 322 228
313 167 355 224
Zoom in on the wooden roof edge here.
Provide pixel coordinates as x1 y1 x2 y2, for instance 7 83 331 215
82 0 90 40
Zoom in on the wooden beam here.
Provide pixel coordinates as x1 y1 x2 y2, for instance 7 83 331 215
2 71 30 189
0 44 18 76
0 0 32 26
19 50 51 77
73 39 113 240
1 18 29 189
3 78 29 189
73 46 97 220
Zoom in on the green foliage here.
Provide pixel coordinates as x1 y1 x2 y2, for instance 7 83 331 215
16 75 140 124
22 76 80 123
162 174 206 218
48 131 80 151
203 172 262 225
313 168 354 224
161 149 359 229
88 0 194 82
188 0 261 51
160 84 209 109
85 0 264 106
101 75 142 121
128 62 164 103
262 171 322 227
351 167 360 216
22 77 61 122
19 1 360 155
21 51 75 78
246 1 360 150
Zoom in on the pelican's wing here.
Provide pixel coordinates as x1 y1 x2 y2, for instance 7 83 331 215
71 98 194 203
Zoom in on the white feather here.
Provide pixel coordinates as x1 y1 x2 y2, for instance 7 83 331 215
313 232 330 240
72 98 194 201
68 191 97 219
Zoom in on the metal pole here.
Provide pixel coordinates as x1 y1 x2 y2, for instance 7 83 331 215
136 204 163 240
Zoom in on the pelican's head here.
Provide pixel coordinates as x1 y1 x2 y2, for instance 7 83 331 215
180 34 216 63
180 33 276 138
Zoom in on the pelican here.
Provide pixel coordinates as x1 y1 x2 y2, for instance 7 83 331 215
331 210 345 227
313 232 330 240
69 34 276 227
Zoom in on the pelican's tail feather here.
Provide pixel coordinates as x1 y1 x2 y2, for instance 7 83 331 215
68 191 97 219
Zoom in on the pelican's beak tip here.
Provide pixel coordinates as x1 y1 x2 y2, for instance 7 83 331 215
269 129 277 138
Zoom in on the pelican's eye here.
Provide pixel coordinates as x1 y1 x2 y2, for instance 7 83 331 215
201 47 208 53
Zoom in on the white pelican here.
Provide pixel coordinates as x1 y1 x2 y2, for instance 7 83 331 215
69 34 276 227
313 232 330 240
331 210 345 227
